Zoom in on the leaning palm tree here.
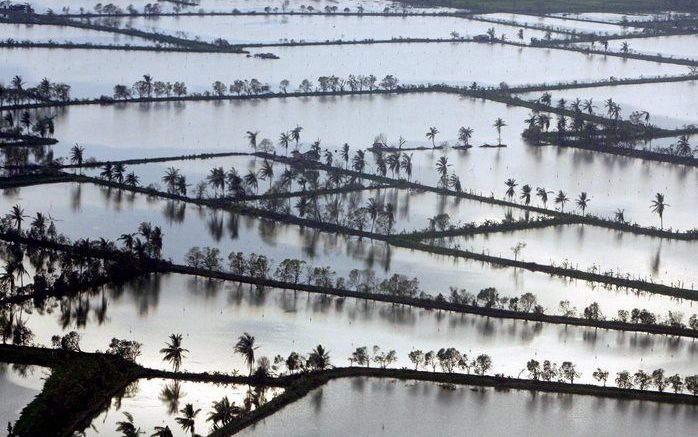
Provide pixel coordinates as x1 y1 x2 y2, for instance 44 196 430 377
160 333 188 372
425 126 439 148
244 170 259 194
234 332 259 376
554 190 569 212
576 192 590 215
246 130 259 151
536 187 553 208
650 193 668 229
175 403 201 436
493 118 506 145
291 125 303 146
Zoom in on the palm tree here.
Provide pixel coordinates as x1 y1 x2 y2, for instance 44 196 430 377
308 344 331 370
400 153 413 181
70 144 85 166
554 190 569 212
425 126 439 148
279 132 291 155
113 163 126 184
9 205 27 233
384 203 395 233
583 99 596 114
504 178 518 200
536 187 553 208
234 332 259 376
341 143 350 168
246 131 259 151
160 334 188 372
259 160 274 189
520 184 532 205
576 192 590 215
207 167 226 195
162 167 180 194
244 170 259 194
175 403 201 436
207 396 240 429
119 233 136 251
115 412 141 437
435 156 450 186
650 193 668 229
458 126 474 147
352 150 365 173
366 198 381 232
125 172 140 187
291 125 303 146
493 118 506 145
614 208 626 224
151 426 174 437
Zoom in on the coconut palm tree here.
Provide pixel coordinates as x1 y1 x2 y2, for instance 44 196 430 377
504 178 517 200
384 203 395 233
576 192 590 215
246 131 259 151
583 99 596 114
175 404 201 436
307 344 331 370
207 167 226 195
400 153 413 181
115 412 141 437
244 171 259 194
125 172 140 187
259 160 275 189
366 198 381 232
614 208 626 223
650 193 668 229
234 332 259 376
425 127 439 148
70 144 85 167
160 333 188 372
279 132 291 155
291 125 303 146
536 187 553 208
435 156 450 186
207 396 240 429
162 167 180 194
9 205 27 233
151 426 174 437
493 118 506 145
341 143 350 168
520 184 532 205
352 150 365 173
554 190 569 212
458 126 474 147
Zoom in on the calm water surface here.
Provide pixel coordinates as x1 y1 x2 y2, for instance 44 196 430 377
0 364 48 430
238 377 698 437
21 273 698 382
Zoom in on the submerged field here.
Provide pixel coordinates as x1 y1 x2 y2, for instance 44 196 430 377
2 2 698 435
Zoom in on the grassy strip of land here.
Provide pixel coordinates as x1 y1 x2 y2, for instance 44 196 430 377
401 0 698 14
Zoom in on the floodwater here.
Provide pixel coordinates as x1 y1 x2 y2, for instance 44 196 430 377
2 181 695 315
478 13 638 34
442 223 698 288
238 377 698 437
0 22 160 45
517 80 698 129
0 363 48 430
574 34 698 60
23 92 698 230
84 377 282 436
0 42 683 97
20 273 698 383
120 14 549 44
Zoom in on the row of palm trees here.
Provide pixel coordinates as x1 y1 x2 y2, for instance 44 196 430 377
0 75 71 105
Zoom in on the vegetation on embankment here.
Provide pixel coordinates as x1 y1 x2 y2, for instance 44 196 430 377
1 345 143 437
210 365 698 436
402 0 698 14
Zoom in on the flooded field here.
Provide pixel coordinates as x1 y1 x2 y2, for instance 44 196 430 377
0 42 683 97
3 1 698 434
239 377 698 436
20 273 698 382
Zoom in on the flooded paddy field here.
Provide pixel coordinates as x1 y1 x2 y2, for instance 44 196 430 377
0 42 683 98
238 377 698 437
19 273 698 382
